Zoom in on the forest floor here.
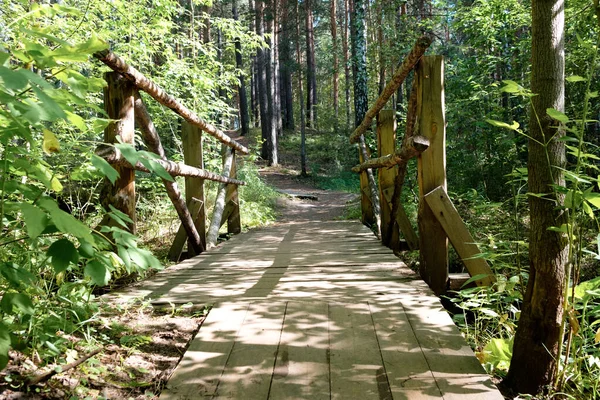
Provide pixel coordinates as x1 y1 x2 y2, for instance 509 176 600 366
0 163 359 399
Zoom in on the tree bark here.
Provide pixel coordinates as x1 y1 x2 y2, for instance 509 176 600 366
279 0 295 130
331 0 339 130
232 0 249 136
343 0 351 133
206 147 235 249
305 0 317 128
256 0 271 161
351 0 381 237
502 0 568 395
296 0 308 176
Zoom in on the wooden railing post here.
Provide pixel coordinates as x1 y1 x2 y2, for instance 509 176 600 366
359 149 376 227
225 152 241 234
101 72 136 233
182 121 206 255
417 55 448 294
376 110 399 248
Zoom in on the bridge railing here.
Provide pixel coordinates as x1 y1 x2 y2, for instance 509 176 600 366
94 50 247 261
350 37 495 294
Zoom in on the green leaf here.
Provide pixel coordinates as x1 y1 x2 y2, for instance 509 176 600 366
566 75 586 83
117 246 132 272
574 277 600 299
84 260 110 286
1 293 35 315
78 241 95 258
115 143 139 166
0 263 35 288
38 198 94 243
485 119 520 131
482 338 513 371
47 239 79 273
91 154 119 184
501 80 522 93
546 108 569 123
0 322 11 370
584 192 600 208
20 203 48 239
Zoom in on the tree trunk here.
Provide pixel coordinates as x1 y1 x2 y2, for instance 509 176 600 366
261 0 278 165
351 0 381 237
249 0 259 128
233 0 249 136
343 0 351 133
279 0 295 130
502 0 568 396
296 0 308 176
272 0 282 140
256 0 271 161
331 0 339 130
377 1 385 95
305 0 317 128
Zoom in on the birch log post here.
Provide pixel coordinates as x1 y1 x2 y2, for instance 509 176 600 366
206 147 235 249
133 93 203 255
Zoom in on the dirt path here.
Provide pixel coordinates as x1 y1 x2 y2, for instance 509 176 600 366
260 167 357 223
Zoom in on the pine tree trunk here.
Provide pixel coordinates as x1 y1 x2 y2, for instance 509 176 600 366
343 0 351 132
272 0 282 141
280 0 294 130
296 0 308 176
262 0 278 165
233 0 249 136
305 0 317 128
256 0 270 161
331 0 339 130
502 0 568 395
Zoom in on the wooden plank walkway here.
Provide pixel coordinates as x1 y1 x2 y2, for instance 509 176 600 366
112 220 503 399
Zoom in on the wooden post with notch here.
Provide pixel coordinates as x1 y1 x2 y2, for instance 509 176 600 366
417 56 448 294
100 72 136 233
377 110 399 248
225 152 241 234
359 149 375 227
182 121 206 256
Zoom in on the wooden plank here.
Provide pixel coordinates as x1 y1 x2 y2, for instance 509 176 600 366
417 55 448 295
168 198 203 261
329 303 390 400
382 188 419 251
359 149 376 226
160 302 251 399
402 299 504 400
212 302 286 399
226 151 241 234
368 302 442 399
269 301 330 399
377 110 399 248
182 121 206 254
424 186 495 287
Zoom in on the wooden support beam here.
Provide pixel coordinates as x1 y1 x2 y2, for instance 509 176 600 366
96 146 245 186
93 50 249 155
349 35 432 144
351 136 429 173
225 152 241 234
100 72 136 233
387 77 420 251
206 147 235 249
424 186 495 287
358 148 375 227
377 110 398 248
417 56 448 295
182 121 207 256
134 94 203 255
382 188 419 251
168 198 204 261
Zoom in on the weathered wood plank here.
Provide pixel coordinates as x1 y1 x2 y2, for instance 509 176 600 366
168 198 204 261
368 302 442 399
382 188 419 251
417 56 449 295
424 186 495 287
269 301 330 399
160 302 251 399
377 110 398 248
329 303 390 400
212 302 286 399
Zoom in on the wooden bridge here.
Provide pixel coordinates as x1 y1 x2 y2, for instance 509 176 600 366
96 37 503 399
114 220 502 399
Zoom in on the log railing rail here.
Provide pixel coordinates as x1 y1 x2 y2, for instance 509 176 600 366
350 37 495 294
96 52 246 260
